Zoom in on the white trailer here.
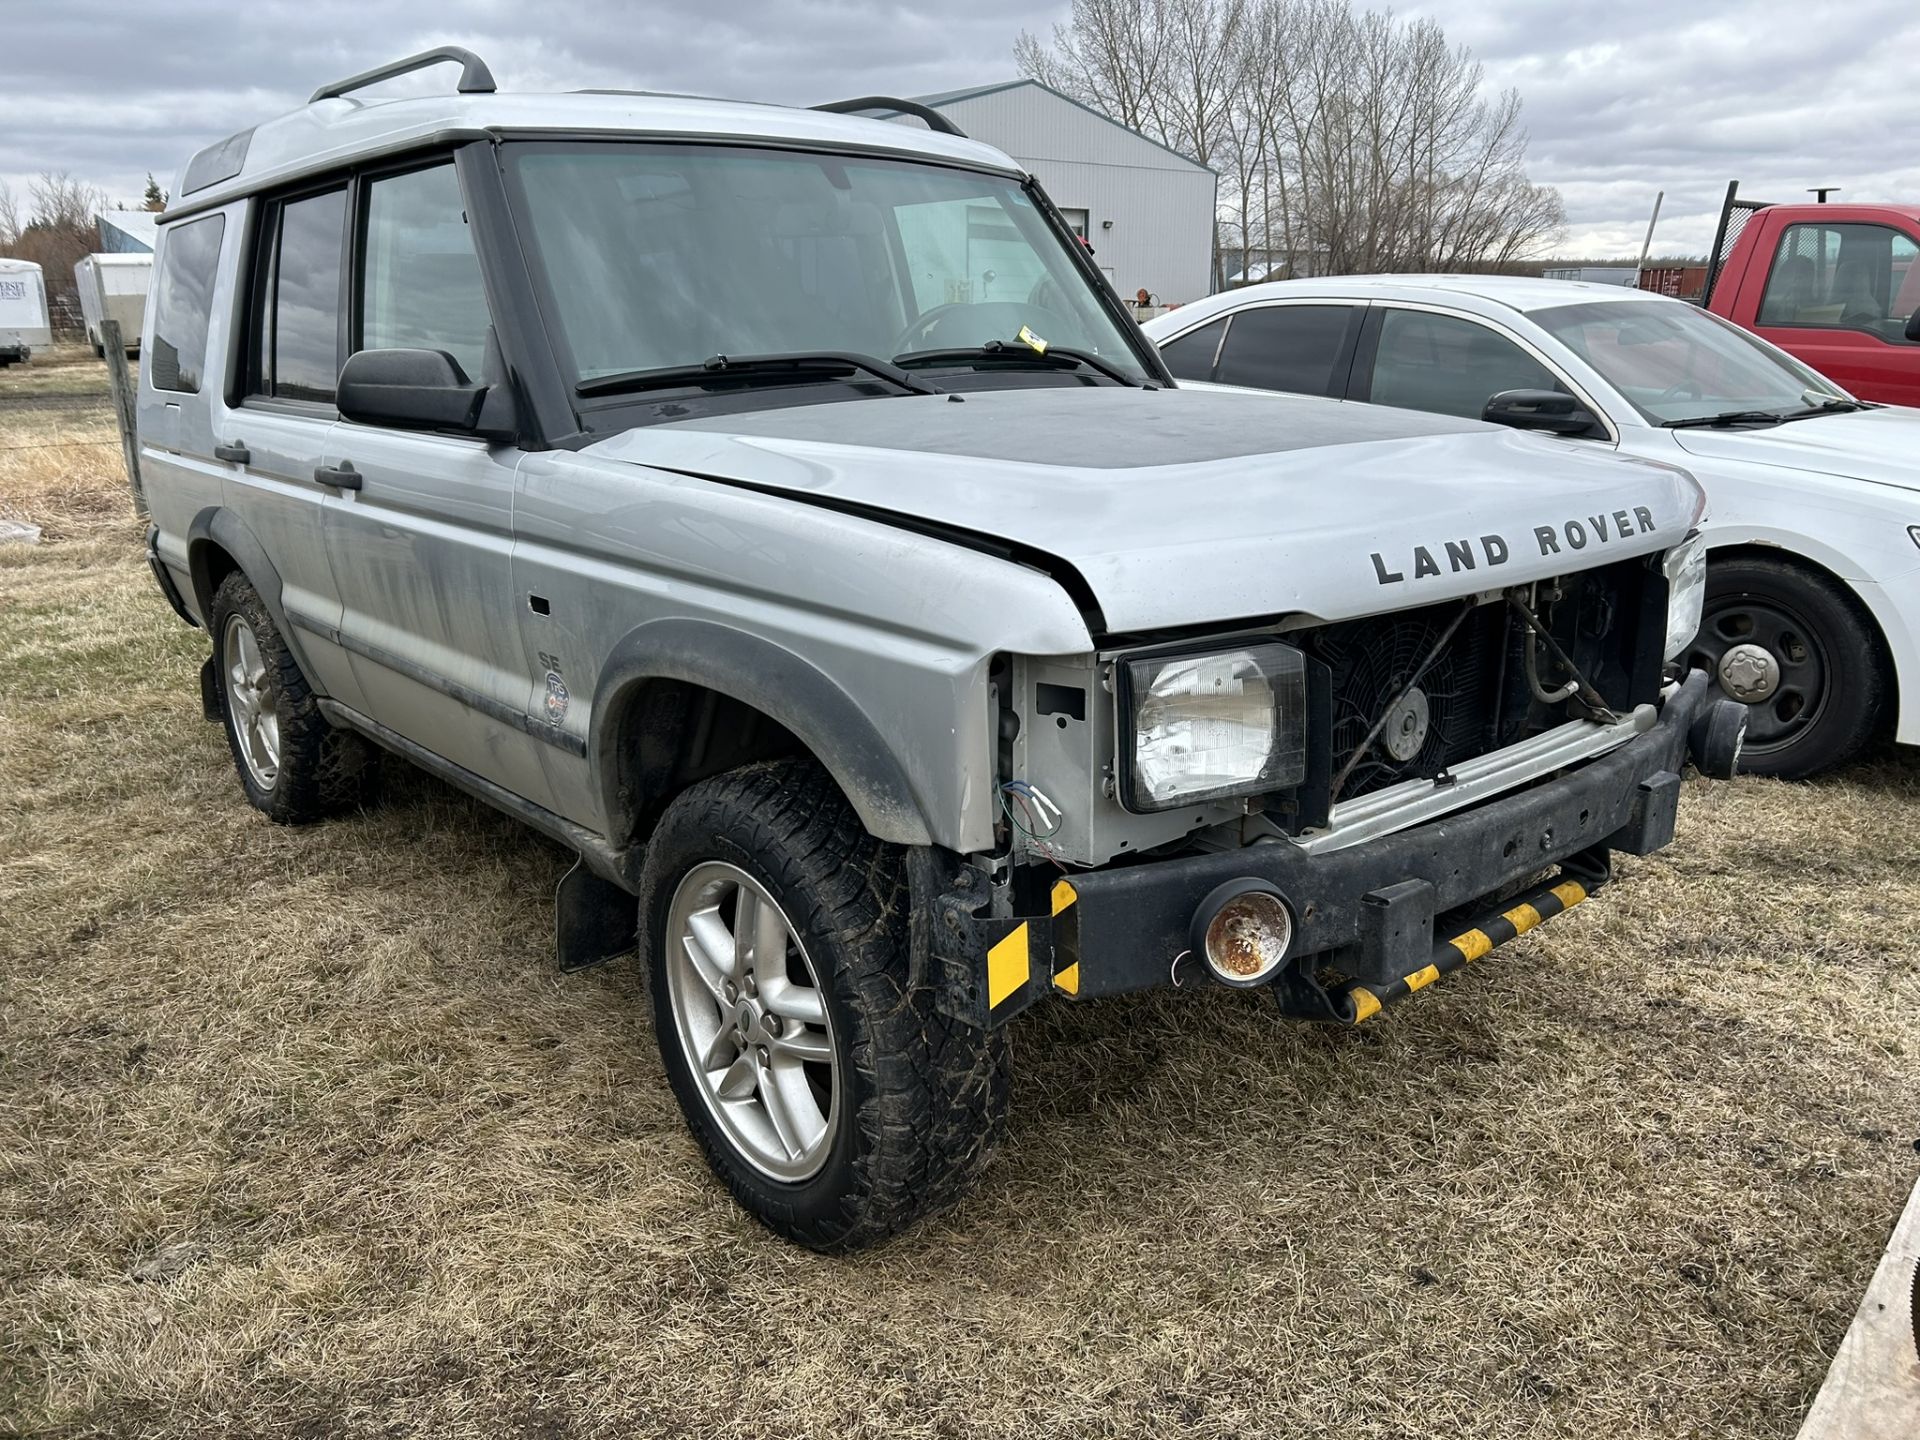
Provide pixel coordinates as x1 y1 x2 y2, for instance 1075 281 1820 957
75 253 151 357
0 257 52 365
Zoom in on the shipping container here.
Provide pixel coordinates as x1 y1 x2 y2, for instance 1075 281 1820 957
1638 265 1709 301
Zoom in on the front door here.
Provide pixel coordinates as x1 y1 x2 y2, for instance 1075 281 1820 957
1748 218 1920 406
320 157 556 807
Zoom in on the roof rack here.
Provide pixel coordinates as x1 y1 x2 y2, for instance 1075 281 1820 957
310 46 497 105
812 96 966 138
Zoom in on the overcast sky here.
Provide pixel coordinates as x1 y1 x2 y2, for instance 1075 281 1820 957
4 0 1916 259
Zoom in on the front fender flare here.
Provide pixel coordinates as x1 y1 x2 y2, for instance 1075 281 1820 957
590 618 936 848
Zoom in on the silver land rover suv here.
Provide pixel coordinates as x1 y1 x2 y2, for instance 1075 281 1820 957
139 48 1745 1249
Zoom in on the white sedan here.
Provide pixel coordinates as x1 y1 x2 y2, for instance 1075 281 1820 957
1144 276 1920 778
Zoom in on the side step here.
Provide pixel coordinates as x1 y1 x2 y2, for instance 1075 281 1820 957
1274 856 1611 1025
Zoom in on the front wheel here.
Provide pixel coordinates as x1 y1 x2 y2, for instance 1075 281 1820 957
1685 556 1885 779
639 760 1009 1251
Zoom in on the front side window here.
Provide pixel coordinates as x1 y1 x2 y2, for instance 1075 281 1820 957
359 163 491 380
149 214 225 394
1533 298 1845 425
1214 305 1356 395
252 186 347 404
1758 222 1920 342
1366 310 1558 419
504 143 1147 401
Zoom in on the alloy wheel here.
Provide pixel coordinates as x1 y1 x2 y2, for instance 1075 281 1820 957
664 862 840 1182
222 613 281 789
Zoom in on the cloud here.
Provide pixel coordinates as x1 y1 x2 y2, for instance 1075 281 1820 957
0 0 1062 205
1404 0 1920 255
4 0 1914 259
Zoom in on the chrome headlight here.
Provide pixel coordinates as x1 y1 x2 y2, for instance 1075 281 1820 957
1662 533 1708 661
1117 642 1308 812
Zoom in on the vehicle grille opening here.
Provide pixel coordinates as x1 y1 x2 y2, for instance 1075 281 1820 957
1298 558 1664 802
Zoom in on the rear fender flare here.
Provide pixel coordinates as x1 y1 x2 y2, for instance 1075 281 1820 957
186 506 326 695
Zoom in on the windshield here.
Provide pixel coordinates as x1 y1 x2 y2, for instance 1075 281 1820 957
1531 299 1849 425
505 142 1148 393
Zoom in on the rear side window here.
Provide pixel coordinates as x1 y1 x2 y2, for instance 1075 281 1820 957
148 215 225 394
1214 305 1356 395
1160 317 1227 381
359 163 491 380
250 186 347 404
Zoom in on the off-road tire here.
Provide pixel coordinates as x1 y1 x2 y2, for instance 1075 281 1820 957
639 759 1010 1251
1697 557 1885 779
209 572 378 823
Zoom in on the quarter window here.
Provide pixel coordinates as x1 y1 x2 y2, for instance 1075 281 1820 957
360 163 491 380
148 214 225 394
1159 317 1227 381
1758 222 1920 342
1366 310 1559 419
1213 305 1356 395
251 186 347 404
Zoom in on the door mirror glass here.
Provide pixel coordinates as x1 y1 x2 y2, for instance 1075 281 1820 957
337 348 489 433
1483 388 1603 438
1907 305 1920 344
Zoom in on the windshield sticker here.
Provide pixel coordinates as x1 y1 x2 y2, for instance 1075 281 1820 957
1016 325 1049 355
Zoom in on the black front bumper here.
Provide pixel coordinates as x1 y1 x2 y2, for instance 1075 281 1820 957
937 671 1719 1027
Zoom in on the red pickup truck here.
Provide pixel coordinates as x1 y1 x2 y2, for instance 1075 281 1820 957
1703 184 1920 406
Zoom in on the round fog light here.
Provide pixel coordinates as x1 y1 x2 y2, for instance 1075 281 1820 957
1191 881 1294 988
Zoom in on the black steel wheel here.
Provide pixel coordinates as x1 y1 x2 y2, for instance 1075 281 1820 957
1686 556 1884 779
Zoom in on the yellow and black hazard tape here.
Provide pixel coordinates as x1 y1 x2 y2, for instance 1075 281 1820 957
983 878 1082 1014
1342 869 1603 1024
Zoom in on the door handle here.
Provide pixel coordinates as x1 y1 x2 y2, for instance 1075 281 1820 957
214 441 251 464
314 461 363 491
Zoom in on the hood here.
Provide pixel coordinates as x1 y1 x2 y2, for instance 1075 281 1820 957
1670 405 1920 495
584 386 1704 633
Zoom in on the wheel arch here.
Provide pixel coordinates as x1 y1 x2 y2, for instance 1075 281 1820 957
186 506 328 696
590 618 936 851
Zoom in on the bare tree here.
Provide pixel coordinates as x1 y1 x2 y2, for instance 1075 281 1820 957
0 180 21 251
1019 0 1565 285
9 172 111 336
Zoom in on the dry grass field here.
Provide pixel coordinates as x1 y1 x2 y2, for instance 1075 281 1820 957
3 345 1918 1439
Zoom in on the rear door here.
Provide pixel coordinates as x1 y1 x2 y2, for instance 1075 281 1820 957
1158 301 1363 395
320 155 556 807
1746 217 1920 405
220 182 367 708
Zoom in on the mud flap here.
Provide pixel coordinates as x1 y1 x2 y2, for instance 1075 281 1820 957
555 857 637 972
199 656 221 723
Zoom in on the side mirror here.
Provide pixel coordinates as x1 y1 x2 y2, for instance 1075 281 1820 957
1483 388 1603 438
1905 306 1920 343
338 348 490 434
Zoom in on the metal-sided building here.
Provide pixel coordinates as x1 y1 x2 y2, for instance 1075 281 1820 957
898 80 1217 307
96 210 159 254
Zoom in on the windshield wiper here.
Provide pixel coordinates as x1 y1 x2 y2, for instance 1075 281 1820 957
1789 395 1877 416
577 351 939 399
1661 410 1791 430
893 340 1141 386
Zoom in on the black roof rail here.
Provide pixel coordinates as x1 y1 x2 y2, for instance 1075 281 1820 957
812 96 966 138
310 46 497 104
